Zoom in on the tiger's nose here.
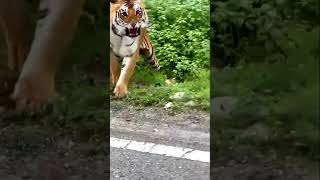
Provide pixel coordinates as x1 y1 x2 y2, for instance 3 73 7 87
131 23 136 28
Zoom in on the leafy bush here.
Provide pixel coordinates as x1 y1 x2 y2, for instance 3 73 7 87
211 0 319 67
211 0 294 67
279 0 319 23
144 0 210 81
213 25 319 158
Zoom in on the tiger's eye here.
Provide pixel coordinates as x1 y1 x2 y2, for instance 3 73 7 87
136 10 142 16
121 11 127 16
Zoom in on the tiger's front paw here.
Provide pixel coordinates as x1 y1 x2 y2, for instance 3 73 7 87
11 72 56 113
113 83 128 97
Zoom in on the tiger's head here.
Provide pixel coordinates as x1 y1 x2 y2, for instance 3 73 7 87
111 0 148 37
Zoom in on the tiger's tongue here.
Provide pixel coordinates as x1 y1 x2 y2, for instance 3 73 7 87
128 28 138 36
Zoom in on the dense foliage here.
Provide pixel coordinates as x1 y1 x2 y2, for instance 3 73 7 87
212 0 319 158
144 0 210 80
211 0 319 67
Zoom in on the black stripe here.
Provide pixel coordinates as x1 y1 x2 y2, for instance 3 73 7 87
114 53 123 60
147 45 154 60
112 24 122 37
115 13 121 26
125 40 136 46
125 53 135 57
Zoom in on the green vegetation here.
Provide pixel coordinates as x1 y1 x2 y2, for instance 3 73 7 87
212 0 319 159
145 0 210 80
127 69 210 111
120 0 210 111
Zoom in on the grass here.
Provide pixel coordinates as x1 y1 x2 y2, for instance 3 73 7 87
111 0 210 111
120 64 210 111
213 24 319 159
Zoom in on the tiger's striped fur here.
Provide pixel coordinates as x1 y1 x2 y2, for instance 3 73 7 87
110 0 159 97
139 33 160 71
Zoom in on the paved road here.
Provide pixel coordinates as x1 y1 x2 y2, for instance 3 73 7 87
110 102 210 180
110 148 209 180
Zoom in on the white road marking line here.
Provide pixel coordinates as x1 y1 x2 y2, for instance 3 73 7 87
182 150 210 163
126 141 155 152
149 144 193 158
110 137 210 163
110 138 131 148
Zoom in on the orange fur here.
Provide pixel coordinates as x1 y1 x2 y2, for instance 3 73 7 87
110 0 148 97
0 0 85 112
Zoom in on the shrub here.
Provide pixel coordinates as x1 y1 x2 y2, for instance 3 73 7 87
211 0 319 67
144 0 210 81
211 0 294 67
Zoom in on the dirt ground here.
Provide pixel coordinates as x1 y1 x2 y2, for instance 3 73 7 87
0 68 318 180
0 66 108 180
111 101 319 180
211 150 319 180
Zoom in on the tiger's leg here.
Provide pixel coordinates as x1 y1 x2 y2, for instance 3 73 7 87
139 33 160 71
113 52 139 97
0 0 33 72
6 42 26 72
11 0 85 112
110 52 120 85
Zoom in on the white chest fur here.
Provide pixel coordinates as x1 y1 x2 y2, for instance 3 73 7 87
110 27 140 57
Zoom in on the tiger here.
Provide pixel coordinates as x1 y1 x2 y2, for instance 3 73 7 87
110 0 159 97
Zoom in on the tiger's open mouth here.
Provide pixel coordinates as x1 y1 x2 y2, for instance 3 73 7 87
126 27 140 37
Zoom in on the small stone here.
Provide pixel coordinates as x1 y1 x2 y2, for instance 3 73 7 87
164 102 173 109
185 100 196 107
165 79 176 86
170 92 185 101
240 123 272 143
211 96 239 119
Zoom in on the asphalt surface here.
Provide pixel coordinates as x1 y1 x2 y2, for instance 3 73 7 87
110 148 210 180
110 102 210 180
